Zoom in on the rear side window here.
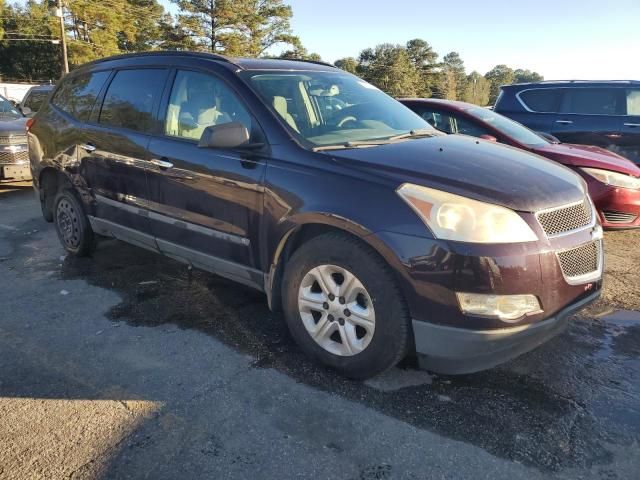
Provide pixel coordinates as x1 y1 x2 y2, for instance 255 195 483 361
23 91 50 112
52 71 110 121
99 69 167 133
518 89 561 113
627 89 640 115
560 88 622 115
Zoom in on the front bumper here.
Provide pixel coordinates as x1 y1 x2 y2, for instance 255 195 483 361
413 288 601 374
587 178 640 229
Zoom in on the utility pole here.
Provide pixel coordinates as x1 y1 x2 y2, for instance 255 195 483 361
56 0 69 76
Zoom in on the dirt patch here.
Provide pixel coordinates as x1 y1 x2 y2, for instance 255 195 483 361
599 230 640 311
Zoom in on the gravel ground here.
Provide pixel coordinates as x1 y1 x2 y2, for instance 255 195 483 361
1 185 639 480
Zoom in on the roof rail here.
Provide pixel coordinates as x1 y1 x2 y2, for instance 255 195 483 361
264 57 337 69
503 79 640 87
84 50 244 70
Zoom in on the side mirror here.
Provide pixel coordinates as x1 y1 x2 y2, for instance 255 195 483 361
479 134 497 142
20 106 32 116
198 122 250 149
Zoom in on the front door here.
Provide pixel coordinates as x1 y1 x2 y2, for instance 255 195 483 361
145 69 266 288
79 68 169 249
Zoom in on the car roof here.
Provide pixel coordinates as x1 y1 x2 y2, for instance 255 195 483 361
501 80 640 89
81 51 338 72
28 84 55 92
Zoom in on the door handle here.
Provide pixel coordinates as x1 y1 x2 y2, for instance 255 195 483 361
80 143 96 152
624 123 640 127
150 158 174 170
555 120 573 125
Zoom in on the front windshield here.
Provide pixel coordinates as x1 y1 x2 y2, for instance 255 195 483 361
0 96 22 120
465 106 548 147
242 71 433 147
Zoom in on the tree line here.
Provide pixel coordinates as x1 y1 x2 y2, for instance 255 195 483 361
335 40 543 105
0 1 542 105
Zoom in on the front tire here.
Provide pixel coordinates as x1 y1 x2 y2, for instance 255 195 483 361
53 189 94 257
282 232 411 379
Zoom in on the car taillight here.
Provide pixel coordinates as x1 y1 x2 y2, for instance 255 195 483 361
26 118 35 132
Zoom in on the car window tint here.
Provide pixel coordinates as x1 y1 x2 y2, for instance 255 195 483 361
627 89 640 115
99 69 167 133
52 71 110 121
23 91 49 111
561 88 621 115
455 117 490 136
417 109 455 134
165 70 252 141
519 89 561 112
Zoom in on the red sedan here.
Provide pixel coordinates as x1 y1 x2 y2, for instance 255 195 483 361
401 98 640 229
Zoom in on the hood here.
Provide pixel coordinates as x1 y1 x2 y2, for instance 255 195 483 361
0 117 27 136
533 143 640 177
330 135 586 212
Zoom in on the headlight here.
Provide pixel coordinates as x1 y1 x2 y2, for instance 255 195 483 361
397 183 538 243
581 168 640 190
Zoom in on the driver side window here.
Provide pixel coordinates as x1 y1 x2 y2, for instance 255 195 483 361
165 70 252 141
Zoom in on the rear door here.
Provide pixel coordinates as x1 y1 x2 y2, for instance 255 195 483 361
144 67 266 287
552 87 625 151
78 68 169 249
620 88 640 163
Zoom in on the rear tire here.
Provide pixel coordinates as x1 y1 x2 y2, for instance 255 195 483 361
281 232 411 379
53 189 94 257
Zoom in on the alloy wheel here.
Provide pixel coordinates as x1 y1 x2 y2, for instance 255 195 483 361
297 264 376 356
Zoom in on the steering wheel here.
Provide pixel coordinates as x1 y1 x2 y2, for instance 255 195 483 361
336 115 357 128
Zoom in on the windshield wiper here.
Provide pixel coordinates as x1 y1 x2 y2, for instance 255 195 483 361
385 128 437 142
312 143 381 152
311 129 437 152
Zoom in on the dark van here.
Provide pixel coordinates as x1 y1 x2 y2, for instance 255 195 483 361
29 52 602 378
494 80 640 163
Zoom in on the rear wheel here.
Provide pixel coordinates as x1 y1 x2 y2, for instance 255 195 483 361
53 190 94 257
282 232 411 379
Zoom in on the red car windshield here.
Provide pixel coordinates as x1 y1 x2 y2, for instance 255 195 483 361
466 106 549 147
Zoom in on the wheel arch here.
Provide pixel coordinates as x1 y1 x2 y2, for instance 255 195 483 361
265 215 410 314
38 167 68 222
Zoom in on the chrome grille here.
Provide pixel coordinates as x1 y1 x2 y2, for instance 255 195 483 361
536 198 593 237
0 150 28 165
0 135 27 145
557 241 601 280
603 210 638 224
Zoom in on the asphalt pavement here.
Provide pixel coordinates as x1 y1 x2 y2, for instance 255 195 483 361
1 185 639 480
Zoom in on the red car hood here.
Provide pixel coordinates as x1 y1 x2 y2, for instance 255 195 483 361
533 143 640 177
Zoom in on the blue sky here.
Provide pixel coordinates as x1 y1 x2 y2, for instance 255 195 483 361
159 0 640 80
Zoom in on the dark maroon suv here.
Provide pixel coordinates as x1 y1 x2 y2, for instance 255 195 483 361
28 52 602 378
